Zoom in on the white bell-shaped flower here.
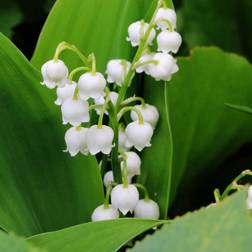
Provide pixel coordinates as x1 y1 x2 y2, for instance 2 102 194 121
127 21 156 47
86 125 114 155
125 121 153 151
119 127 132 150
64 126 88 156
106 59 131 86
103 170 132 187
94 92 119 115
135 53 154 75
121 151 141 177
148 53 177 81
130 104 159 128
78 72 106 100
41 59 68 89
111 184 139 215
134 199 160 219
154 8 177 30
157 30 182 54
247 186 252 209
55 81 76 106
61 97 90 126
91 204 119 222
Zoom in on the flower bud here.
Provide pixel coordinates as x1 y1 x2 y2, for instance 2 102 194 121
94 92 118 115
106 59 131 86
135 53 154 75
119 127 132 150
61 97 90 126
78 72 106 100
111 184 139 215
157 30 182 54
148 53 177 81
55 81 76 106
130 104 159 128
134 199 160 219
41 60 68 89
155 8 177 30
86 125 114 155
121 151 141 177
103 170 132 187
125 121 153 151
127 21 156 47
91 204 119 222
64 126 88 156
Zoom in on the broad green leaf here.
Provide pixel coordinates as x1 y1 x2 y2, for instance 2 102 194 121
0 231 42 252
132 190 252 251
31 0 152 70
0 1 22 37
140 47 252 216
179 0 252 59
28 219 166 252
0 33 103 236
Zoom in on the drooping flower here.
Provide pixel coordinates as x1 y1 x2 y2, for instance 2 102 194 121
127 21 156 47
61 97 90 126
86 125 114 155
111 184 139 215
41 59 68 89
103 170 132 187
119 127 132 151
148 53 177 81
94 91 118 115
91 204 119 222
125 121 153 151
157 30 182 54
55 81 76 106
121 151 141 177
135 53 154 75
130 104 159 128
134 199 160 219
154 8 177 30
78 72 106 100
106 59 131 86
64 126 88 156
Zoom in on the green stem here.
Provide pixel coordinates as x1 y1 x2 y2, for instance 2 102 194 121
97 92 110 128
53 41 89 66
104 184 113 208
117 106 144 124
134 183 150 200
121 96 146 107
108 102 122 184
69 66 89 82
133 60 158 70
220 169 252 200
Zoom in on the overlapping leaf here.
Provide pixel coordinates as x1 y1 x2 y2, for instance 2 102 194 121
0 33 103 236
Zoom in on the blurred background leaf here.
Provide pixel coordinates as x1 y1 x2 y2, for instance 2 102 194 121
0 0 22 37
0 33 103 236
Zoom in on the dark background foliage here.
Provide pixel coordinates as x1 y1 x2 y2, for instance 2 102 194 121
1 0 252 217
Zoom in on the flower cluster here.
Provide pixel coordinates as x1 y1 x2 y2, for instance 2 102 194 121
40 0 181 222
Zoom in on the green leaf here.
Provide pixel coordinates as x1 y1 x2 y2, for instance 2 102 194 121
179 0 252 58
0 1 22 37
0 33 103 236
0 231 42 252
28 219 166 252
140 47 252 216
225 103 252 115
132 190 252 251
31 0 151 70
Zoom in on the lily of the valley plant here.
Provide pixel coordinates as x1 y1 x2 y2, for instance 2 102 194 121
40 0 181 221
